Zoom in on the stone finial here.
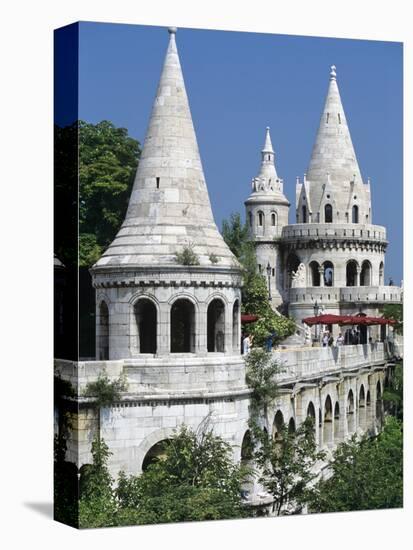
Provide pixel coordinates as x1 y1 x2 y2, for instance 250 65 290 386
330 64 337 80
168 26 177 34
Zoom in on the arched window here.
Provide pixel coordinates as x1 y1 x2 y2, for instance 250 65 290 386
309 261 320 286
288 418 296 434
360 260 372 286
207 299 225 352
134 299 157 354
359 385 366 430
286 253 301 289
323 261 334 287
334 402 340 442
323 395 333 447
376 381 383 427
241 430 253 462
347 389 355 434
271 212 277 226
258 211 264 227
346 260 358 287
325 204 333 223
142 440 169 472
306 401 316 437
232 300 240 353
273 411 284 442
98 301 109 360
352 205 359 223
171 299 196 353
379 262 384 286
302 205 307 223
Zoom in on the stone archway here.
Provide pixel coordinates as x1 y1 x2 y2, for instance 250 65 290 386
347 389 355 434
171 298 196 353
98 301 109 360
207 298 226 352
323 395 333 447
334 402 340 443
134 298 157 354
359 385 366 430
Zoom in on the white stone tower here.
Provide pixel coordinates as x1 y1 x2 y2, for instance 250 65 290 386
281 65 400 338
244 127 290 307
91 27 243 360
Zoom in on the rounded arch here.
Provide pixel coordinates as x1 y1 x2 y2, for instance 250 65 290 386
257 210 265 227
346 260 359 287
359 384 366 431
271 211 277 226
347 389 355 434
309 261 320 287
207 298 226 352
137 427 176 473
98 300 109 360
323 261 334 287
352 204 359 223
360 260 372 286
307 401 316 421
170 298 196 353
286 252 301 289
273 410 285 440
240 430 254 461
142 439 170 472
232 299 240 353
288 417 296 434
134 298 157 354
323 395 333 446
324 203 333 223
334 402 340 442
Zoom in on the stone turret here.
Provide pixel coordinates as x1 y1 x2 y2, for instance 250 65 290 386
245 127 290 307
91 28 242 360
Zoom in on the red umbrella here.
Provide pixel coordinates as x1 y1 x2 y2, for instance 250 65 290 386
302 314 348 326
241 314 259 324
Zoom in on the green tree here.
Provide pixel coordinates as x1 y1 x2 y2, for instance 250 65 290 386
253 418 325 516
79 437 117 528
382 303 403 335
79 120 141 267
308 416 403 513
221 212 295 346
383 362 403 420
245 348 282 421
114 423 249 525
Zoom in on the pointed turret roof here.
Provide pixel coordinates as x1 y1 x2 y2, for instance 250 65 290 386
245 127 289 206
93 28 238 270
306 66 366 214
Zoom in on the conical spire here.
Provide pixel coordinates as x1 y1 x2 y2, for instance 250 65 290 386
246 127 288 204
306 65 365 213
94 28 238 270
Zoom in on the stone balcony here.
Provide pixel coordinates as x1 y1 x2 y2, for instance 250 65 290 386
288 285 402 306
55 341 402 403
281 223 387 243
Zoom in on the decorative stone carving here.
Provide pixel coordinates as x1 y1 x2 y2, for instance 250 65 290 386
291 263 306 288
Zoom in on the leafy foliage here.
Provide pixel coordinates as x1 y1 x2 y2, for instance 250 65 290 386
308 416 403 513
245 349 282 417
382 303 403 334
83 372 128 408
221 212 295 347
254 418 325 515
383 362 403 420
79 120 141 267
78 423 249 527
174 244 200 266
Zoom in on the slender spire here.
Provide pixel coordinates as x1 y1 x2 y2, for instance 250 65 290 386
262 126 274 153
305 65 365 213
93 27 238 270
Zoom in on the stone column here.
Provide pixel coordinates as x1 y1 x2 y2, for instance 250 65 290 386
355 266 361 287
319 267 325 287
197 303 208 355
158 302 170 355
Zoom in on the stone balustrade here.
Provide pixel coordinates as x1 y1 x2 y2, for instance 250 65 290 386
281 223 387 242
289 285 402 305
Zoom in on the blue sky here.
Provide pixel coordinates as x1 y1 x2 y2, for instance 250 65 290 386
76 22 403 283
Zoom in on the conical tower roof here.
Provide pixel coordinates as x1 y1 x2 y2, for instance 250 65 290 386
93 28 238 271
306 65 365 213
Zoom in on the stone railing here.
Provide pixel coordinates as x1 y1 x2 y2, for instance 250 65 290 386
281 223 387 242
289 285 402 305
272 342 396 383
